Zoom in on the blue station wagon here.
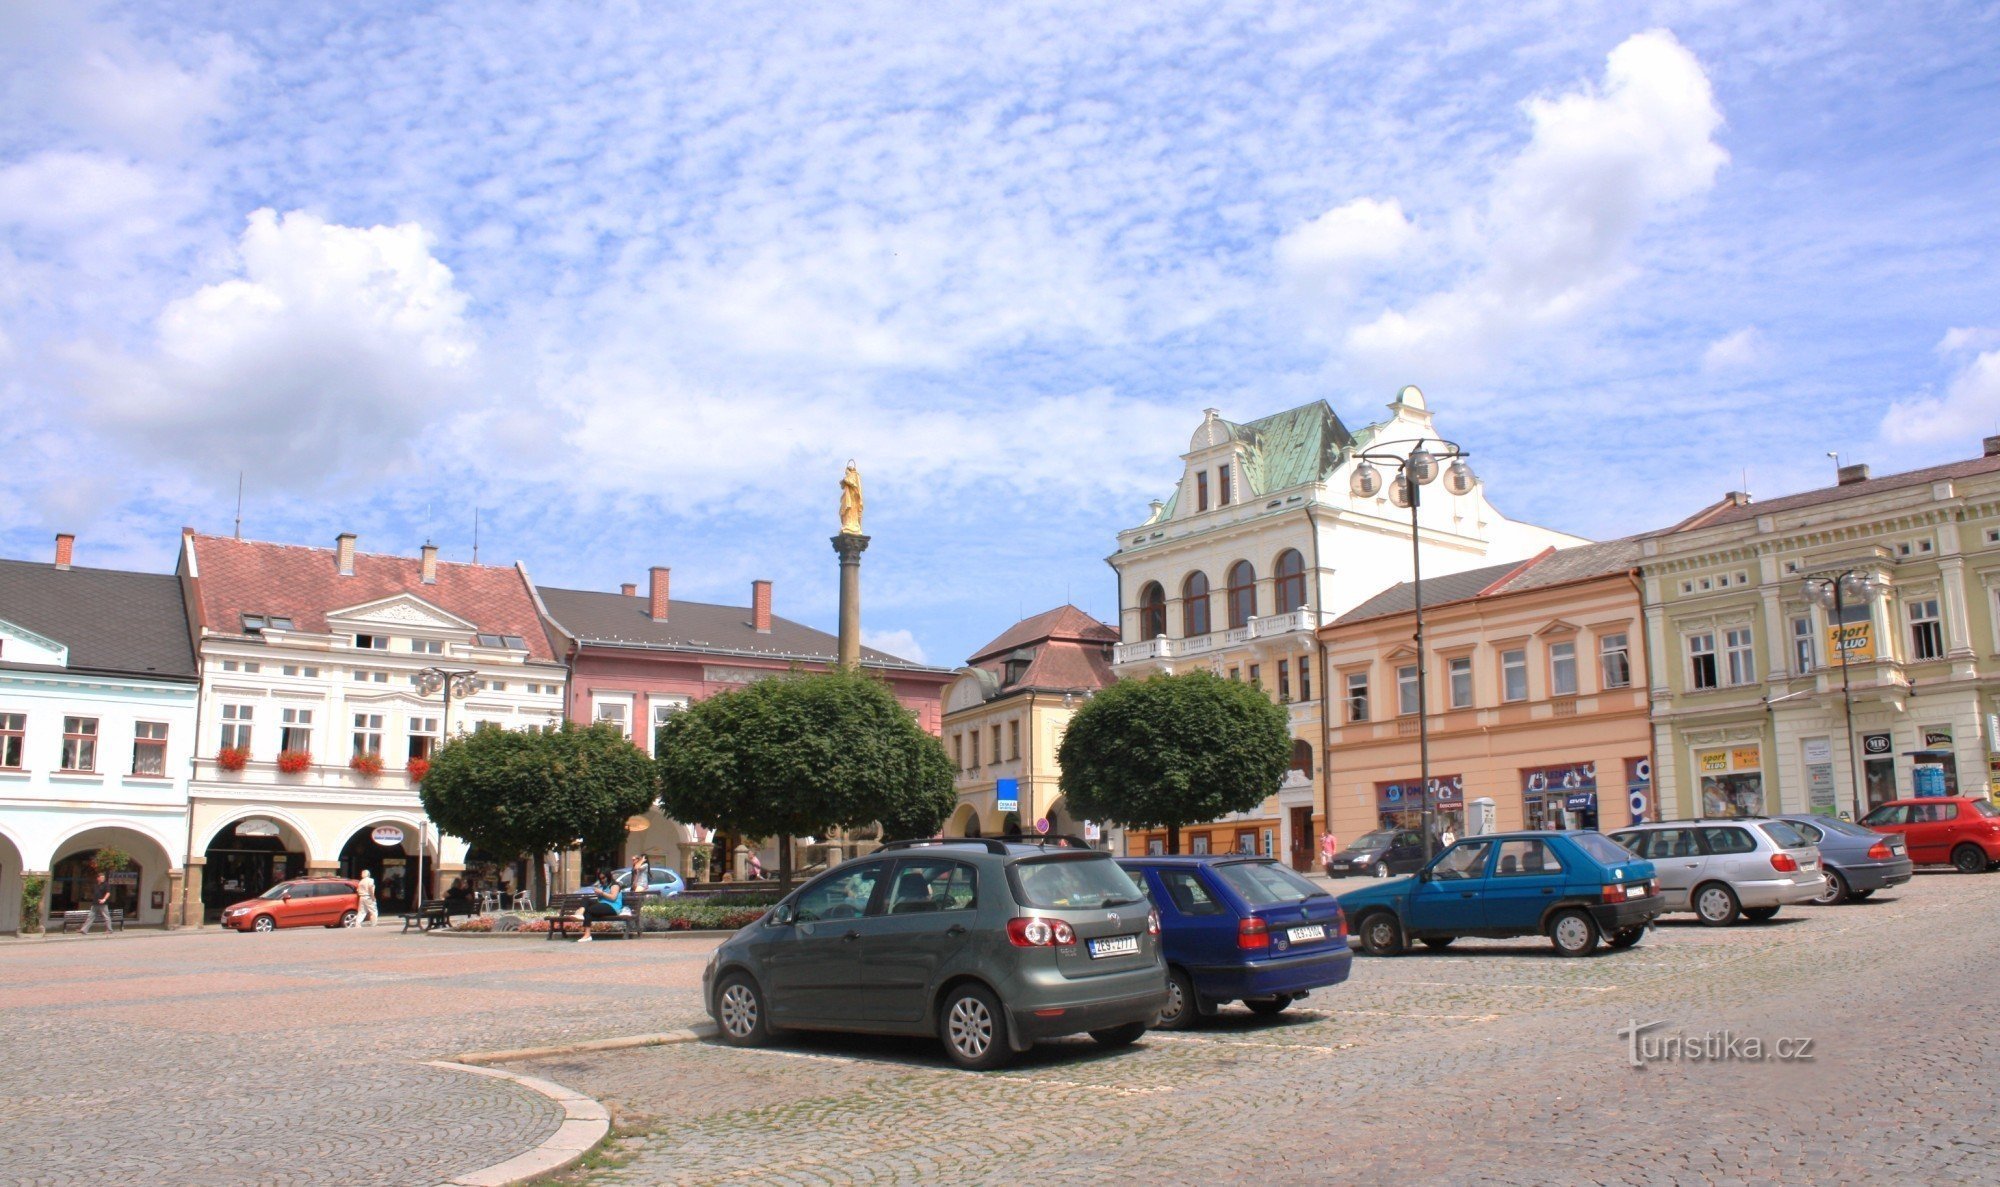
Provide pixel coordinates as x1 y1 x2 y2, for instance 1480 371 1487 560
1117 855 1350 1028
1336 831 1662 958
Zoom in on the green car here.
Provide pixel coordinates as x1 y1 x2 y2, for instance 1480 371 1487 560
703 838 1168 1069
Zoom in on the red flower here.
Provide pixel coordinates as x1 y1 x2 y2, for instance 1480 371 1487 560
405 756 431 784
349 753 384 777
276 750 313 774
216 746 249 772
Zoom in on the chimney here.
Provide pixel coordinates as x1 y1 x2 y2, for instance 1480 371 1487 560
752 580 773 633
648 566 670 622
335 532 357 576
420 543 438 585
1837 463 1870 486
54 533 74 570
1984 435 2000 458
620 582 637 598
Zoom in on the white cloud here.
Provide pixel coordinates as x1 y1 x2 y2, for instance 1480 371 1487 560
1702 326 1766 372
1937 326 2000 355
862 628 928 665
1275 197 1417 281
1882 344 2000 448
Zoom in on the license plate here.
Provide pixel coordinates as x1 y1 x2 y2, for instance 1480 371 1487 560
1801 860 1817 871
1088 934 1139 958
1287 924 1326 943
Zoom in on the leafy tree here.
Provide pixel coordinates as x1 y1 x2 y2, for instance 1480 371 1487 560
656 668 955 887
1058 671 1292 854
419 721 658 900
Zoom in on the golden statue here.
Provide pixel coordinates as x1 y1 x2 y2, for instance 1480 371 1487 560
839 461 864 534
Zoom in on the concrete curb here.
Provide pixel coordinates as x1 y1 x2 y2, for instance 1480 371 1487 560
419 928 739 940
455 1024 717 1067
427 1060 612 1187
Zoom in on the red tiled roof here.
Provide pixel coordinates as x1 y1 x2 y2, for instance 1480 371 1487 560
185 534 557 662
967 605 1118 666
1011 641 1116 693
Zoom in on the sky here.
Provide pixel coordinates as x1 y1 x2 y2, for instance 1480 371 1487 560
3 1 1998 670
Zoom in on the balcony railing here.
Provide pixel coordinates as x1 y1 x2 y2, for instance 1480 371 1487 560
1248 608 1318 639
1114 609 1324 667
1113 637 1177 664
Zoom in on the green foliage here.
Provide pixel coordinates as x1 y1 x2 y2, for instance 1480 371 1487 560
656 668 956 848
420 721 659 867
90 847 132 874
639 896 779 931
1058 671 1293 847
21 873 47 932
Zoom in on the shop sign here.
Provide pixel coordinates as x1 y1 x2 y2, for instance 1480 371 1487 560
1698 750 1729 773
1923 728 1953 749
1083 821 1101 841
370 825 405 846
1731 746 1762 772
995 777 1019 813
1806 763 1836 815
1825 620 1875 663
1862 733 1892 756
1524 762 1597 793
1376 775 1463 808
234 818 281 837
1564 792 1597 812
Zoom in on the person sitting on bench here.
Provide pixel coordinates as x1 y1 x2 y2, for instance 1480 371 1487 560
573 870 624 942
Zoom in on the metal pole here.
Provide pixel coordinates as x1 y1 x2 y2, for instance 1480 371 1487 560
1411 462 1432 865
1835 580 1864 821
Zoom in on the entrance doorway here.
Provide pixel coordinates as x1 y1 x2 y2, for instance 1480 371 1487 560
340 824 423 915
204 817 308 922
1288 807 1314 872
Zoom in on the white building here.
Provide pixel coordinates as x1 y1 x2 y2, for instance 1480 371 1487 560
1 536 199 931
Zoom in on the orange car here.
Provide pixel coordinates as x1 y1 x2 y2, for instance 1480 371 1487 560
221 878 362 932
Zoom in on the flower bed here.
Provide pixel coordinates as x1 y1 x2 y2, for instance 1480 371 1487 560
447 898 775 934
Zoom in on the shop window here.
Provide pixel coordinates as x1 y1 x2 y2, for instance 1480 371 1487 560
1137 582 1167 640
1273 550 1306 614
61 716 97 772
1226 561 1257 629
1699 773 1764 817
1549 641 1577 696
279 708 313 752
1447 657 1473 709
0 712 24 768
1182 572 1212 636
1689 634 1718 690
352 713 383 757
1396 665 1418 715
1724 628 1756 686
1791 616 1815 673
1908 598 1943 660
1600 633 1631 688
1500 649 1527 702
131 721 168 776
1299 655 1312 701
1346 673 1369 722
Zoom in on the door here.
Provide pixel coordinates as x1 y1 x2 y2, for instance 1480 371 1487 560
1482 838 1567 932
1405 839 1493 934
1149 866 1237 971
1696 826 1759 883
1289 808 1315 872
856 859 980 1024
1631 827 1703 909
1904 801 1960 863
1859 803 1912 854
271 883 316 927
762 861 887 1023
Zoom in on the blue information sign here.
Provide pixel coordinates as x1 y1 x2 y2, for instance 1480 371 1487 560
1913 765 1947 797
995 778 1019 813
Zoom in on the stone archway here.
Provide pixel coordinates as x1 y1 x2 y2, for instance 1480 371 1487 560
0 826 25 933
338 819 436 914
202 812 313 922
49 824 178 927
947 803 982 838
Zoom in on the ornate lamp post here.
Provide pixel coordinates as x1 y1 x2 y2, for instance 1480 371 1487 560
1349 438 1477 864
1800 570 1883 821
412 666 479 904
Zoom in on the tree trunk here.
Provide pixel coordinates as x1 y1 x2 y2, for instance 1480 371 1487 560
1166 823 1181 856
778 833 794 894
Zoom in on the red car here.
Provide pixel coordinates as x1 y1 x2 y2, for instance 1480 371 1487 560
221 878 362 932
1858 798 2000 874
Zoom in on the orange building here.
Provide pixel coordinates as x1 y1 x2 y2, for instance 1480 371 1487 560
1318 539 1656 851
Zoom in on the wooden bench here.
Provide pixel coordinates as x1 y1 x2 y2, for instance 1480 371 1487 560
546 890 652 939
51 908 124 933
400 899 454 932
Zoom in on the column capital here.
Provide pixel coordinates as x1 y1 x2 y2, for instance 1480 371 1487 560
831 533 872 561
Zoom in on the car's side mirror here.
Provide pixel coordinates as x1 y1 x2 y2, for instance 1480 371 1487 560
279 890 291 900
769 903 795 926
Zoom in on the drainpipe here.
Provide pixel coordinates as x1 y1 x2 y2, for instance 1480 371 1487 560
1306 503 1332 861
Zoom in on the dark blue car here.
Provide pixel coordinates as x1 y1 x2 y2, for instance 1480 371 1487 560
1336 831 1662 958
1117 855 1350 1029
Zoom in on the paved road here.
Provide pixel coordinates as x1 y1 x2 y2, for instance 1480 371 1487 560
524 871 2000 1186
0 925 714 1187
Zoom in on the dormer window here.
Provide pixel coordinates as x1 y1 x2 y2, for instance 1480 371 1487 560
1218 463 1233 507
242 614 293 635
475 634 529 650
1004 652 1032 685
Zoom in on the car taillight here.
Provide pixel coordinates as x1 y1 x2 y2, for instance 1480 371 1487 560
1008 917 1054 947
1237 917 1270 951
1146 910 1160 937
1333 907 1346 942
1770 853 1799 873
1867 842 1893 860
1601 883 1627 904
1052 920 1076 946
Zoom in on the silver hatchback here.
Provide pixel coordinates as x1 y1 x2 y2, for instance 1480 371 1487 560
1606 819 1826 926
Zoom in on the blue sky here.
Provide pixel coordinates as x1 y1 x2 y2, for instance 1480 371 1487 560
4 1 1998 668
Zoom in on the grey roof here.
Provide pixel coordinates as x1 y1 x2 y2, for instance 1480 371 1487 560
537 585 943 671
1498 537 1646 593
1334 537 1645 626
0 558 198 681
1694 453 2000 528
1335 559 1530 625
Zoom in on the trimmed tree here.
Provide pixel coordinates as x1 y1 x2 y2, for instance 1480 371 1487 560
419 721 658 902
1058 670 1293 854
656 668 955 888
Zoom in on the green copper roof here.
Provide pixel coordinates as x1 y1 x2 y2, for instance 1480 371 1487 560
1228 400 1353 496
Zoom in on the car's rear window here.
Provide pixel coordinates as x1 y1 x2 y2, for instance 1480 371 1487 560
1968 800 2000 818
1213 861 1324 905
1574 833 1637 865
1759 821 1809 849
1011 856 1145 909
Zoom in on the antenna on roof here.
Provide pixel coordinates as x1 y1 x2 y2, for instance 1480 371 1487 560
1827 450 1839 480
233 472 244 539
472 508 480 564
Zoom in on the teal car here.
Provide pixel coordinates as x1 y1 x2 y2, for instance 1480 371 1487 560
1336 830 1662 958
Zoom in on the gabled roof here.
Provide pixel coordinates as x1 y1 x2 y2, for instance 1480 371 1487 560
184 534 556 662
1334 537 1646 626
0 558 198 680
1690 453 2000 529
967 605 1118 666
537 585 939 671
961 605 1117 698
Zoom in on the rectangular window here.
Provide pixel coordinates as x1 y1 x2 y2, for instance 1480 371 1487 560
1346 673 1369 722
1277 659 1291 702
953 734 963 769
220 659 238 672
1448 656 1473 709
408 716 439 760
1196 471 1210 512
61 716 97 772
1791 616 1815 674
412 639 444 655
131 721 168 776
1217 463 1233 506
971 732 981 768
1501 649 1528 702
0 712 22 769
1298 655 1311 702
1689 633 1718 690
593 700 630 737
279 708 313 753
1908 598 1943 660
352 713 383 757
1009 719 1020 760
1228 666 1240 682
651 697 689 750
219 704 253 750
1397 665 1419 715
1725 628 1756 686
354 634 388 650
280 664 320 678
1600 633 1631 688
991 724 1002 762
1549 641 1577 696
1247 663 1261 690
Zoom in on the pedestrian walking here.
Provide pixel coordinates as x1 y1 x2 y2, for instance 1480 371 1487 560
81 873 114 934
356 869 378 926
1320 830 1340 876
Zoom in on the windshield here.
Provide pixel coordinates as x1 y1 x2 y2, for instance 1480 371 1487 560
1215 860 1326 905
1759 821 1810 849
1573 833 1638 865
257 882 299 900
1348 829 1395 850
1011 856 1145 909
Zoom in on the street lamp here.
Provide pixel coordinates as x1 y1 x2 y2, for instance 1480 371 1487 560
413 666 479 903
1349 437 1477 864
1800 570 1883 821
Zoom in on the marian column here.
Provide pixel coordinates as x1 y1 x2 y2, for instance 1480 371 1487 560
833 461 868 669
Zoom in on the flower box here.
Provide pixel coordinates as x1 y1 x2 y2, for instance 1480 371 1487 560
216 747 250 772
276 750 313 774
406 757 431 784
349 753 384 778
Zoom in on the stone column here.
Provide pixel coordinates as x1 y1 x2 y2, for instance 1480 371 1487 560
831 533 871 669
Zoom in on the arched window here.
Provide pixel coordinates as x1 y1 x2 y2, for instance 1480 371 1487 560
1291 739 1314 778
1274 549 1307 614
1182 572 1211 637
1227 561 1257 629
1138 582 1167 640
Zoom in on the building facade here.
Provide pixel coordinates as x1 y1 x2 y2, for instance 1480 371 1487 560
1109 388 1584 867
1 536 199 931
539 568 952 879
1320 539 1656 852
178 532 566 924
1644 449 2000 820
940 606 1117 843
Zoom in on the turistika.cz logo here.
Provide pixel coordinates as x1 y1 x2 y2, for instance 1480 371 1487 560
1617 1019 1815 1068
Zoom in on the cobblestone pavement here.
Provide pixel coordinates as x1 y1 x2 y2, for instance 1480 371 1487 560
523 871 2000 1187
0 927 715 1186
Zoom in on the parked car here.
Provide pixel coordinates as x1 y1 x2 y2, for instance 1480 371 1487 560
703 838 1166 1070
1771 814 1913 903
1856 797 2000 873
1606 819 1825 926
1336 831 1661 957
612 866 687 897
1323 827 1437 879
222 878 361 932
1117 855 1349 1029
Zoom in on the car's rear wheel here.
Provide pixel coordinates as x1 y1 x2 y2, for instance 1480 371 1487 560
1157 967 1203 1031
1693 882 1740 926
1743 906 1780 922
1952 844 1988 874
1420 937 1455 950
251 915 275 933
1358 912 1404 957
1089 1021 1147 1048
334 910 358 929
1548 909 1599 957
939 984 1013 1070
1244 995 1293 1016
1812 869 1849 905
1607 926 1645 950
714 973 776 1048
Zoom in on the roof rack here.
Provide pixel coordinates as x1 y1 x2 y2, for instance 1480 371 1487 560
875 838 1013 855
